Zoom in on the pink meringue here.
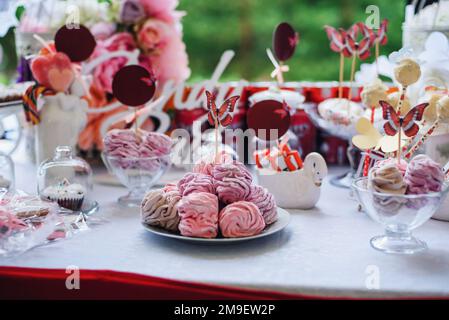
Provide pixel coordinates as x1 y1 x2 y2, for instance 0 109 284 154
163 183 178 193
140 132 173 157
104 129 140 158
178 192 219 238
373 158 408 176
219 201 265 238
404 155 444 194
104 129 172 170
369 163 407 195
212 162 252 204
192 151 234 176
246 185 277 225
177 172 215 196
141 188 181 231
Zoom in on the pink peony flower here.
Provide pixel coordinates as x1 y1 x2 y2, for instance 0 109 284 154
137 19 171 52
149 34 190 84
139 0 184 23
91 22 116 41
91 33 137 93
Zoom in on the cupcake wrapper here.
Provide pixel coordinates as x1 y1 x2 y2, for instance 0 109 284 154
47 196 84 211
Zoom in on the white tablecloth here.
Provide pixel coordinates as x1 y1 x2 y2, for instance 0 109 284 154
2 158 449 299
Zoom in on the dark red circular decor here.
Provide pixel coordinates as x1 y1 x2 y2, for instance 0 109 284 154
112 65 156 107
54 25 96 62
273 22 298 62
247 99 291 141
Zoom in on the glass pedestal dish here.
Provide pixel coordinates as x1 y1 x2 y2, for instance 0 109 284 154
304 102 360 189
102 153 171 207
352 177 449 254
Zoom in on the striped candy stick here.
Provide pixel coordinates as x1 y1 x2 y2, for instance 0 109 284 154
362 106 375 176
404 119 439 160
22 85 55 125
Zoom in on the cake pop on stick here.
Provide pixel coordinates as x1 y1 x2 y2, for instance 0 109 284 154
405 95 449 159
389 57 422 161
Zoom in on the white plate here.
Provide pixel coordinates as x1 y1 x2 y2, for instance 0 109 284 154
142 207 290 244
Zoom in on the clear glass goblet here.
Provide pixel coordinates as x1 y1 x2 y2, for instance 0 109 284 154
102 152 171 207
352 177 449 254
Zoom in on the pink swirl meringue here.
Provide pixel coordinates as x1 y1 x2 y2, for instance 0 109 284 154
141 188 181 232
163 183 178 193
104 129 172 170
104 129 140 158
192 150 234 176
219 201 265 238
140 131 173 157
246 185 277 225
404 155 444 194
178 192 219 238
369 163 407 194
212 162 253 204
177 172 215 196
373 158 408 176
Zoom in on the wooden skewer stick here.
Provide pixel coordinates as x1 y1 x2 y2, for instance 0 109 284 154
338 52 344 99
347 53 357 116
396 85 407 163
375 41 380 78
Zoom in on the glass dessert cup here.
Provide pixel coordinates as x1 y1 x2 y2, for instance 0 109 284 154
304 102 360 189
352 177 449 254
102 153 171 207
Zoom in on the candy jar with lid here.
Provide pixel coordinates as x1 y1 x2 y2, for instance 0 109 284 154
37 146 96 213
0 152 14 196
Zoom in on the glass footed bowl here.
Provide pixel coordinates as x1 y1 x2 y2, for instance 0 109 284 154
352 177 449 254
303 102 359 141
101 152 171 207
304 102 362 188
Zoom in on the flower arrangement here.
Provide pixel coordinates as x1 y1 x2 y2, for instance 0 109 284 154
79 0 190 151
89 0 190 92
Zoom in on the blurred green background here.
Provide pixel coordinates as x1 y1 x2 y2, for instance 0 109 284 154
0 0 405 84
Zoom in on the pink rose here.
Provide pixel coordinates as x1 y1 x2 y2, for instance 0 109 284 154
149 35 190 84
137 19 171 52
91 33 137 93
139 0 183 23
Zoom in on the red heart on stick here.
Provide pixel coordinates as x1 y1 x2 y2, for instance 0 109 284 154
30 52 74 92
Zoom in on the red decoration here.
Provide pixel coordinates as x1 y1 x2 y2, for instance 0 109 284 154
380 101 428 137
273 22 299 62
247 99 291 141
205 91 239 127
112 65 156 107
54 25 96 62
324 24 358 57
343 32 373 61
375 19 389 46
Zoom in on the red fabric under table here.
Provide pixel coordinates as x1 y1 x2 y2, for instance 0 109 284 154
0 266 321 300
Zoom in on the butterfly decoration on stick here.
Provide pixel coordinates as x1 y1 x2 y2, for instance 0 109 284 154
324 24 358 57
205 91 240 127
343 31 373 60
379 101 428 137
375 19 388 46
352 117 409 153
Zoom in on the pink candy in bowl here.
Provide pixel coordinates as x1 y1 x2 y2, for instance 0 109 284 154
102 129 173 207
